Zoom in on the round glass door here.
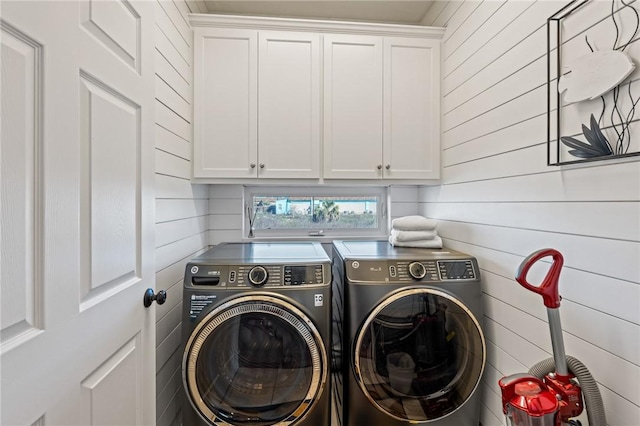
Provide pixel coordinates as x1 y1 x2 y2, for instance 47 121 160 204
184 295 327 425
353 288 485 422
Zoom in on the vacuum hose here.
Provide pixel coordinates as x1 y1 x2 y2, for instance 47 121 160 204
528 356 607 426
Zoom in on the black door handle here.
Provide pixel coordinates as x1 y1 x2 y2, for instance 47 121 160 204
143 288 167 308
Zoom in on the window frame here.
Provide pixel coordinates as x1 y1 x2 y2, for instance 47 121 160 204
243 185 389 239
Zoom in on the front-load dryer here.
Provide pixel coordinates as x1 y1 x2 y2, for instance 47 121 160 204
332 240 486 426
182 242 331 426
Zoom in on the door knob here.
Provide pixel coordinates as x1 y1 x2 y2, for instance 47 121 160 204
250 163 256 169
385 164 391 170
259 163 265 169
377 164 382 170
143 288 167 308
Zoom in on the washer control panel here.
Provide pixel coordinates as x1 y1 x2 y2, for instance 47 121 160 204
186 263 328 288
346 259 478 283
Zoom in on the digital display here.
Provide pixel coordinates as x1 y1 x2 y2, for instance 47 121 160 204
284 264 324 285
288 266 308 285
438 261 475 280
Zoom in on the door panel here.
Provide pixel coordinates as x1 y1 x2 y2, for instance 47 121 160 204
0 19 43 346
0 1 156 424
79 73 139 306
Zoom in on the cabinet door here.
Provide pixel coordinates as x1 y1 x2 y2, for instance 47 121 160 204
323 34 383 179
193 29 258 178
383 37 441 179
258 31 320 179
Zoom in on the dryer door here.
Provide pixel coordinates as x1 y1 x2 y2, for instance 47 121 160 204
183 294 327 425
353 288 485 422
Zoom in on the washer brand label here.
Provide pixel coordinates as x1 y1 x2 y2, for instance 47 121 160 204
190 294 217 321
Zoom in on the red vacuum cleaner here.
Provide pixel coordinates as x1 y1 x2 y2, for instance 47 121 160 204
498 249 607 426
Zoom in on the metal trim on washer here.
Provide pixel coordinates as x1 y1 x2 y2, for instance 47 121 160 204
183 293 328 425
352 287 486 423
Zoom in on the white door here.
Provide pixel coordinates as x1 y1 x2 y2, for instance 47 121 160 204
383 37 441 180
193 28 258 179
323 34 383 179
1 1 156 425
258 31 320 179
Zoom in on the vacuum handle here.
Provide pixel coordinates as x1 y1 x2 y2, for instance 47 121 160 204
515 249 564 309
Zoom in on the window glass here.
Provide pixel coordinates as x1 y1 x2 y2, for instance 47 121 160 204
244 186 388 237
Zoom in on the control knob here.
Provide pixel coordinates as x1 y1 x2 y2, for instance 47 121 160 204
408 261 427 280
248 266 269 287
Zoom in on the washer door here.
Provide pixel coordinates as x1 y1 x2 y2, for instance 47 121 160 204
353 288 485 422
184 294 327 425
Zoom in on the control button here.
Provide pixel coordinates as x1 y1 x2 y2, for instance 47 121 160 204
408 262 427 280
389 265 397 278
248 266 269 287
229 270 236 283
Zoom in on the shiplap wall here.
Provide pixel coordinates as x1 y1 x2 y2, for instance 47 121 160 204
207 185 420 244
420 1 640 425
154 2 209 426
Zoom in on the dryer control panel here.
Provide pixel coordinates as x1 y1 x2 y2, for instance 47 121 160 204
346 259 478 283
186 263 329 288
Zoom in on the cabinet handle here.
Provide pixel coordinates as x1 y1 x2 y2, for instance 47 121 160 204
385 164 391 170
377 164 382 170
260 163 265 169
250 163 256 169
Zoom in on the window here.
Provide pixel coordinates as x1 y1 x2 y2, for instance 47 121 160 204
244 186 388 238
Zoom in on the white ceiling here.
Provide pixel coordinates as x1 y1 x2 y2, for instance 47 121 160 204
202 1 436 25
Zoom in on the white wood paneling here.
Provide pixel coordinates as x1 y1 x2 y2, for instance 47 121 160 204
431 1 464 28
156 149 190 180
154 1 209 425
421 1 640 422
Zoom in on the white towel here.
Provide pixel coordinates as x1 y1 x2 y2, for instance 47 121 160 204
388 235 443 248
391 215 437 231
391 229 438 242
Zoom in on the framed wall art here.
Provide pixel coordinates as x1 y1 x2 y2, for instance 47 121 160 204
547 0 640 166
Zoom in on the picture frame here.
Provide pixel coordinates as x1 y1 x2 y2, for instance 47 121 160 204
547 0 640 166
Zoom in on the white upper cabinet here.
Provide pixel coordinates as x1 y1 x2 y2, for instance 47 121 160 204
323 35 383 179
383 37 441 180
190 15 444 182
258 31 321 179
324 35 441 180
193 29 258 178
193 28 320 179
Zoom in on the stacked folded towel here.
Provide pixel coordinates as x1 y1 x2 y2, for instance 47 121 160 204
389 215 442 248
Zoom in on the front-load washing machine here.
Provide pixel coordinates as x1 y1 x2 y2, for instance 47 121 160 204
181 242 331 426
332 240 486 426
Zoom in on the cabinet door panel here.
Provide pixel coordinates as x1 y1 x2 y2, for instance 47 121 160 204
258 31 320 179
324 34 383 179
193 29 257 178
383 37 440 179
